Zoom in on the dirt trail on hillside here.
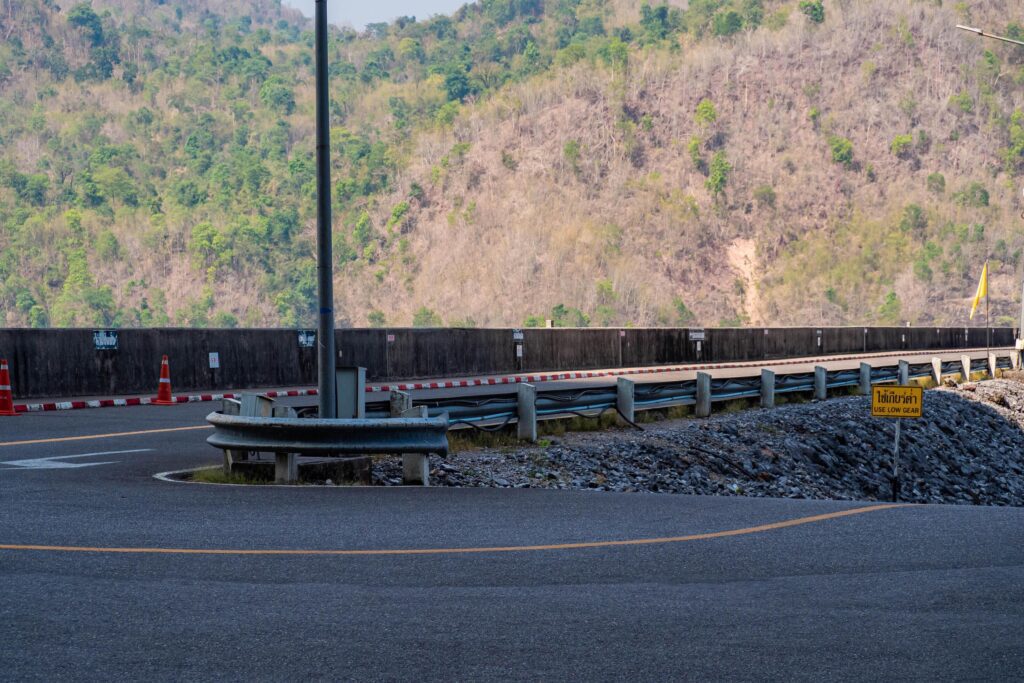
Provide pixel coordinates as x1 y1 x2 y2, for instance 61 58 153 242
727 238 762 325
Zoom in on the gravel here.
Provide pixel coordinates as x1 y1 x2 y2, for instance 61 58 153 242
373 378 1024 506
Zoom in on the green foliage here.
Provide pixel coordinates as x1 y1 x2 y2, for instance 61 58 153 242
67 3 104 46
827 135 854 167
948 90 973 114
688 136 704 170
926 172 945 194
640 4 676 42
890 133 913 158
705 151 731 196
412 306 442 327
712 10 744 37
953 182 989 208
877 291 901 324
367 310 387 327
898 204 927 234
695 98 717 127
563 139 581 174
672 297 695 325
95 230 120 262
550 303 589 327
1001 109 1024 175
259 77 295 114
798 0 824 24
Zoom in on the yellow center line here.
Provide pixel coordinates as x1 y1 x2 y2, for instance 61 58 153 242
0 504 907 556
0 425 212 447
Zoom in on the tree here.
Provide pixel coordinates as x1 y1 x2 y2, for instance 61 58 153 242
828 135 854 167
798 0 824 24
443 65 470 102
713 10 743 37
705 152 731 196
695 98 717 127
259 77 295 114
67 2 104 45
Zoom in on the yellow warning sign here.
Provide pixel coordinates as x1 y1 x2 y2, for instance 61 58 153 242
871 386 923 418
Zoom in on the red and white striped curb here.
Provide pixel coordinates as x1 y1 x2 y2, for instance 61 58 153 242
10 347 1010 414
366 347 1011 392
14 389 318 414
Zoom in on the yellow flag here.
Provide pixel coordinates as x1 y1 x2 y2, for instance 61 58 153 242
969 261 988 319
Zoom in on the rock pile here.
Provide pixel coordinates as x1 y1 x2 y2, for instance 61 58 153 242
373 380 1024 506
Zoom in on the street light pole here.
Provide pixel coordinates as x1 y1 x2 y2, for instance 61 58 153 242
315 0 337 419
956 25 1024 47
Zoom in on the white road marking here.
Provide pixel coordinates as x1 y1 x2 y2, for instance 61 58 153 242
0 449 153 470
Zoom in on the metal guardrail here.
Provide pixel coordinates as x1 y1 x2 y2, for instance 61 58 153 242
372 352 1017 430
289 352 1018 435
206 412 450 455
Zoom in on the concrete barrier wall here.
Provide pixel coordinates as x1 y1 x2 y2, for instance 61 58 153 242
0 326 1016 399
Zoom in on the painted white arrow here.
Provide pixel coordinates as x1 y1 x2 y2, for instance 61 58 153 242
0 449 153 470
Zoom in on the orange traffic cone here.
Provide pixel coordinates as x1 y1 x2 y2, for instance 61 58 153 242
0 359 18 416
153 354 175 405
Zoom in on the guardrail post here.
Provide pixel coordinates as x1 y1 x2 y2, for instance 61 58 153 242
221 398 243 473
389 390 412 416
695 372 711 418
760 369 775 408
961 355 972 382
988 352 997 378
241 393 274 417
616 378 635 425
932 357 942 385
403 451 430 486
898 360 909 386
859 363 872 396
1014 351 1021 370
275 452 297 484
814 366 827 400
517 383 537 442
390 390 430 485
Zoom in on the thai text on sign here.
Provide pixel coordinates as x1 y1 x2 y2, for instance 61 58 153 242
871 386 923 418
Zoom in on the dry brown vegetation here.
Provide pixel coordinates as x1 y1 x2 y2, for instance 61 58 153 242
341 0 1024 328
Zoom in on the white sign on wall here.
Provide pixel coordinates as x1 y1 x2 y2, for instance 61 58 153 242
209 352 220 369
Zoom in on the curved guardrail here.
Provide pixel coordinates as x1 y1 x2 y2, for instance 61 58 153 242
206 412 450 455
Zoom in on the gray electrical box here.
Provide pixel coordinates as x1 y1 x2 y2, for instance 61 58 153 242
335 366 366 419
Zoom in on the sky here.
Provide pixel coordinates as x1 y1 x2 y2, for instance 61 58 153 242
282 0 469 30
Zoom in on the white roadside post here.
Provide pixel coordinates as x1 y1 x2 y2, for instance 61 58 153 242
760 369 775 409
859 363 872 396
961 355 972 383
695 372 712 418
814 366 827 400
616 378 635 425
931 357 942 385
517 383 537 442
898 360 909 386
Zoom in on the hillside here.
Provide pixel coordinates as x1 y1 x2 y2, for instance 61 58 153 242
1 0 1023 329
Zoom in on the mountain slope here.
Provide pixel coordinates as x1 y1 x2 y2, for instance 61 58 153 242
1 0 1023 329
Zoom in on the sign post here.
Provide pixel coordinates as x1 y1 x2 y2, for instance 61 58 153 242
871 385 923 501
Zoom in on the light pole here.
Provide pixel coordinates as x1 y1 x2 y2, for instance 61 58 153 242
315 0 337 419
956 25 1024 47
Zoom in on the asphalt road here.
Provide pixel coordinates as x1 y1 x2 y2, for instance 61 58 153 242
2 398 1023 680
